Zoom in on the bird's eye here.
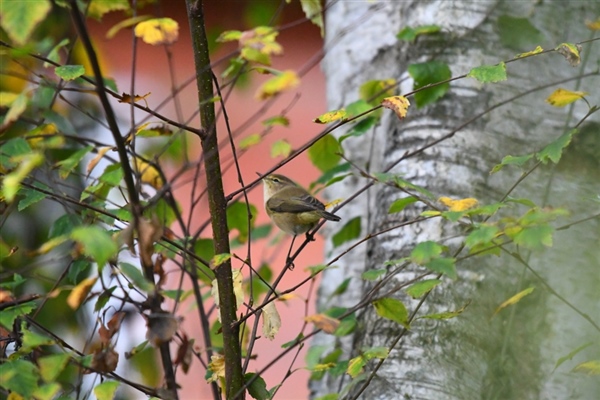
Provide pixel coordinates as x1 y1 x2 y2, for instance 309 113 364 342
272 178 280 183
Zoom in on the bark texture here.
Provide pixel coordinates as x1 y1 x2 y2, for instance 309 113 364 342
313 1 600 399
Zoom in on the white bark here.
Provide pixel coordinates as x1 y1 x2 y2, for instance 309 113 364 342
313 1 600 399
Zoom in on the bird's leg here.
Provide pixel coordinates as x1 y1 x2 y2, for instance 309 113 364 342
286 235 296 270
305 231 315 242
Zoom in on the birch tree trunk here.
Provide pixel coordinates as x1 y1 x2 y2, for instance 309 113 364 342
312 1 600 399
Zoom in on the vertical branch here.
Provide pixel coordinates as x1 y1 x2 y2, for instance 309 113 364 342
185 1 245 398
68 1 178 397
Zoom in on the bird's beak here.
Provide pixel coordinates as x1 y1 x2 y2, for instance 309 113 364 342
256 172 263 179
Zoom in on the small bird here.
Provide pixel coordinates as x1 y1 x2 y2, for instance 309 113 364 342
260 173 341 267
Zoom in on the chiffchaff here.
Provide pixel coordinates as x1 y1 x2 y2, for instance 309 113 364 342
260 173 341 237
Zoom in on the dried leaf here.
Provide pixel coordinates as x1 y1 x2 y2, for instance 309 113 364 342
381 96 410 120
173 334 194 374
90 345 119 373
206 354 225 383
494 287 535 315
262 302 281 340
67 277 97 310
555 42 581 67
305 314 340 334
138 215 164 267
86 147 112 176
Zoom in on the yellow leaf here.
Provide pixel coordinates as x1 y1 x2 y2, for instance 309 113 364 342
277 293 299 302
262 302 281 340
305 314 340 334
546 88 588 107
438 197 479 212
313 109 347 124
134 158 163 189
494 287 535 316
67 277 98 310
585 18 600 31
381 96 410 120
211 268 242 323
324 198 342 209
555 43 581 67
210 253 232 270
516 45 544 58
255 70 299 100
134 18 179 45
87 147 112 176
239 26 282 56
206 354 225 383
118 91 151 108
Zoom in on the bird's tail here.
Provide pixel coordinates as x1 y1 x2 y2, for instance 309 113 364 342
321 210 341 222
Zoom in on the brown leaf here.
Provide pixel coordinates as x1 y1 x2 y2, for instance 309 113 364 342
90 345 119 373
67 277 97 310
138 215 164 268
304 313 340 334
173 334 194 374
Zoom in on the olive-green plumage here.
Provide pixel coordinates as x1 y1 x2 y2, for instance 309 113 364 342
261 174 340 236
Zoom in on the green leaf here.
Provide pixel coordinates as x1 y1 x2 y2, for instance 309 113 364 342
346 355 366 378
70 225 119 268
372 297 408 327
330 277 351 297
335 316 357 337
388 196 418 213
405 279 442 298
94 380 120 400
227 201 257 243
49 214 83 238
55 145 94 179
271 139 292 158
2 152 44 202
22 328 54 350
0 301 37 329
1 90 28 129
119 263 153 292
572 360 600 375
497 15 544 51
373 172 434 198
99 163 124 186
0 360 38 397
18 182 49 211
410 241 443 264
0 0 51 45
361 268 387 281
44 38 69 67
554 342 594 371
38 353 70 383
513 224 554 249
262 115 290 127
245 373 270 400
55 65 86 81
308 134 342 172
407 61 451 108
332 217 361 248
32 383 61 400
239 133 262 149
425 257 457 279
397 25 441 42
466 224 499 248
536 129 576 164
467 62 507 83
211 253 232 268
359 79 396 106
300 0 324 37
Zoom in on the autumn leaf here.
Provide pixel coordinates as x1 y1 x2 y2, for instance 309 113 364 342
134 18 179 45
255 70 299 100
555 42 581 67
262 302 281 340
86 147 112 176
173 334 194 374
305 314 340 334
516 45 544 58
545 88 588 107
313 109 347 124
381 96 410 120
119 91 151 108
586 18 600 31
134 158 163 189
67 277 97 310
206 354 225 383
494 287 535 316
90 345 119 373
439 197 478 211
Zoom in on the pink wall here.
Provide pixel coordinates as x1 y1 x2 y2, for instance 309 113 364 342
91 2 326 398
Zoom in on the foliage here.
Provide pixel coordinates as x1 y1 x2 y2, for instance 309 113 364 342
0 1 598 400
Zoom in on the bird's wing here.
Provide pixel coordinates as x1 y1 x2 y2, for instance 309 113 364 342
267 193 325 214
